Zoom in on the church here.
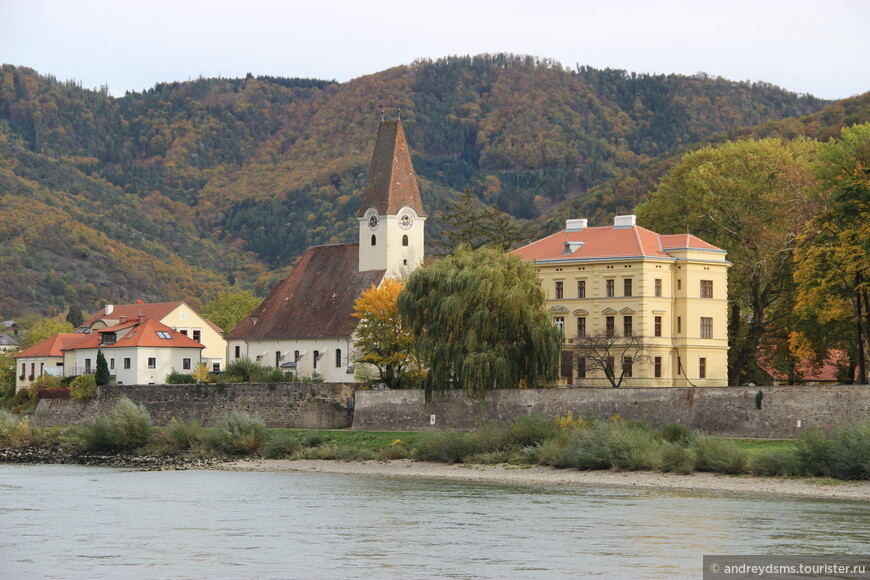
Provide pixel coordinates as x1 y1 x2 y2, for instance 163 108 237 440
225 119 427 382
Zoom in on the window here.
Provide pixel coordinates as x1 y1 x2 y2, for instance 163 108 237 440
179 329 188 336
605 316 615 337
624 278 632 297
148 357 156 369
371 234 376 246
554 317 564 336
213 362 220 372
555 281 563 299
124 358 131 369
606 279 615 297
110 358 115 370
654 316 662 337
623 357 633 378
701 317 713 339
101 332 116 345
192 329 201 342
577 356 586 379
655 278 662 297
294 350 300 362
183 358 191 370
701 280 713 299
313 350 319 369
402 235 408 247
276 351 282 367
336 349 342 368
654 356 662 378
235 345 241 358
677 279 682 291
578 280 586 298
577 317 586 338
156 331 172 339
623 316 632 337
699 358 707 379
84 359 92 373
677 317 682 334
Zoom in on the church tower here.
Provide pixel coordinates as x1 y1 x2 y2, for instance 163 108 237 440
357 119 427 278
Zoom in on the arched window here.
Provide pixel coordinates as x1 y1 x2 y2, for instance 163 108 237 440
371 234 376 246
402 234 408 246
313 350 319 369
335 349 342 368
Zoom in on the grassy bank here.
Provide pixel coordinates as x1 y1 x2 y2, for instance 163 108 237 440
2 402 868 481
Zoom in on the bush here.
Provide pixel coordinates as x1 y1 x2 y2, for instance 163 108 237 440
415 432 479 463
63 416 115 452
0 409 30 447
70 374 97 401
263 432 300 458
212 411 266 455
472 421 512 452
108 397 153 451
606 422 662 471
556 423 613 470
660 442 696 474
749 449 801 477
509 414 561 447
301 431 326 448
659 422 695 445
166 418 202 451
692 436 748 474
826 421 870 480
166 371 196 384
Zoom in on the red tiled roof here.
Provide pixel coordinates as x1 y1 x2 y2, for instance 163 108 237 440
64 318 204 351
82 302 183 328
15 333 88 358
513 224 724 262
356 119 427 218
226 243 385 341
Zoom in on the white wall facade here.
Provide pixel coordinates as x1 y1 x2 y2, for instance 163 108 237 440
227 337 355 382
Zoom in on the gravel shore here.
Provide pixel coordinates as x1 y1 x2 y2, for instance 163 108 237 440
214 458 870 501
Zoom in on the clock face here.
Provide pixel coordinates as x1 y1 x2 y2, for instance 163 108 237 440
368 213 379 231
399 211 414 230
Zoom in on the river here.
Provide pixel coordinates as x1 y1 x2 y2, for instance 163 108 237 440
1 464 868 579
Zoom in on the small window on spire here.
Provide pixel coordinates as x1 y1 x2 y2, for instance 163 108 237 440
402 234 408 246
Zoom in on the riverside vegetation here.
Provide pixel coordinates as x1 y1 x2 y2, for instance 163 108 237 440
1 401 869 481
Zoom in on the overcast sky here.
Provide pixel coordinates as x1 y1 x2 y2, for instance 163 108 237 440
3 0 868 101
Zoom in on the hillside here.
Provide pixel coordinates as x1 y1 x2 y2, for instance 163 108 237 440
0 54 840 318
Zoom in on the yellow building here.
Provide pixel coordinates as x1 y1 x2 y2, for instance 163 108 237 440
513 215 730 387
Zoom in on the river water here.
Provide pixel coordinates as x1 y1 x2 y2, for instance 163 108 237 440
1 464 868 579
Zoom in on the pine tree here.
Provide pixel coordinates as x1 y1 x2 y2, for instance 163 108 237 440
95 349 110 386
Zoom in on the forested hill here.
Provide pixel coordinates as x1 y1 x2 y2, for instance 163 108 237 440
0 55 837 317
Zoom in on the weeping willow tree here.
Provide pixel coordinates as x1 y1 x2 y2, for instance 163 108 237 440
398 246 561 400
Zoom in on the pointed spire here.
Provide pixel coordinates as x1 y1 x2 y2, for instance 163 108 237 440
356 119 427 218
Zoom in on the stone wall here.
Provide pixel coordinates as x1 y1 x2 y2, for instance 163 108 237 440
32 382 356 429
353 385 870 439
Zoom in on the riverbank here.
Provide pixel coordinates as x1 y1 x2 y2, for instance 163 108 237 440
214 458 870 501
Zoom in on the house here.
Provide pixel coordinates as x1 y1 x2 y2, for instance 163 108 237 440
0 334 19 353
81 302 226 372
63 317 205 385
513 215 730 387
226 118 427 382
14 333 85 392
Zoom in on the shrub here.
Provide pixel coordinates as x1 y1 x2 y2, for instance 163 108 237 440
826 421 870 480
166 370 197 384
213 411 266 455
557 423 613 470
749 449 802 477
263 432 300 459
0 409 30 447
472 421 512 452
795 427 832 476
301 431 326 448
108 397 153 451
166 418 202 451
415 432 479 463
606 422 662 471
509 414 561 447
70 374 97 401
659 422 695 445
692 436 748 474
660 442 696 474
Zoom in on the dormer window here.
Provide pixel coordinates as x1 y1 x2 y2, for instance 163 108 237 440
101 332 116 345
156 331 172 339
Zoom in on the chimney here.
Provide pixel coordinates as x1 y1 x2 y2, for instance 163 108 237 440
565 219 588 232
105 304 114 316
613 215 637 228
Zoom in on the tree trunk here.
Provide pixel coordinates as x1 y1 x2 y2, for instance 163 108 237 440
856 280 868 385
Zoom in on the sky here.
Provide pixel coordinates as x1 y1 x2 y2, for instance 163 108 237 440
2 0 868 101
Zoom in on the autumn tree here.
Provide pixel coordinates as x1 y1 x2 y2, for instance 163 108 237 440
351 279 424 389
398 246 561 400
793 123 870 384
201 291 262 336
19 318 74 350
572 331 651 388
636 138 820 385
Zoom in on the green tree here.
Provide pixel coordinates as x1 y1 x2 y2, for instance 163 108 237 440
351 279 424 389
200 291 262 335
439 188 520 253
636 138 820 385
0 351 16 399
65 305 84 328
19 318 74 350
95 349 110 386
398 246 561 400
793 123 870 384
